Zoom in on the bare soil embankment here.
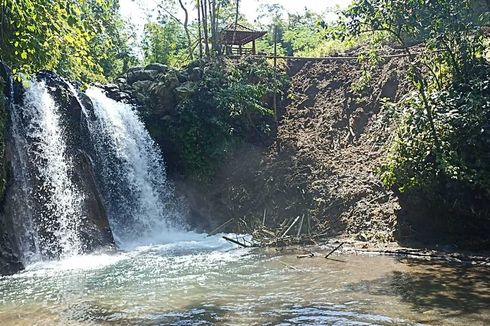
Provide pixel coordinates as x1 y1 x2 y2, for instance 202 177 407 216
179 56 418 245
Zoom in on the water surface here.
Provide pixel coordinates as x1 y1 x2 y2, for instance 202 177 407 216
0 234 488 325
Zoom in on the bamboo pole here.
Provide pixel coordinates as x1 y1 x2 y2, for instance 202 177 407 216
273 24 278 121
296 214 305 236
325 242 345 259
281 216 300 238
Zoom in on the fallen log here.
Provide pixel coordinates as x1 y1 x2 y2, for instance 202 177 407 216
223 236 250 248
325 242 345 258
297 253 314 259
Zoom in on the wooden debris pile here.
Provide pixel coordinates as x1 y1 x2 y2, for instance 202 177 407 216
215 214 341 248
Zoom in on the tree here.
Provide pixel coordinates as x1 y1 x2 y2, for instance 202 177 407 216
0 0 133 82
178 0 194 60
142 20 188 66
341 0 488 159
340 0 490 222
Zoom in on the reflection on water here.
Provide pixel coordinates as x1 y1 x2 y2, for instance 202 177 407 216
0 235 488 325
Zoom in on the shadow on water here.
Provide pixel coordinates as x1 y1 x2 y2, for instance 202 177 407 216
63 301 224 325
64 302 415 326
345 258 490 319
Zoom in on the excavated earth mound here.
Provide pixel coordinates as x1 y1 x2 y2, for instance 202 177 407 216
180 56 414 243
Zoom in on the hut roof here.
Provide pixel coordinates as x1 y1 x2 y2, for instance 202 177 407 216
222 23 267 46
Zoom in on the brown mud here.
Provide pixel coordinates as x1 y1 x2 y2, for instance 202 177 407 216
169 55 488 251
178 57 415 243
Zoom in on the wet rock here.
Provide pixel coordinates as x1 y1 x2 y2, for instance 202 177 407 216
175 82 196 101
132 80 153 94
189 67 203 82
165 71 181 89
0 231 24 276
145 63 168 73
127 69 159 84
147 82 176 115
0 63 24 276
133 92 147 104
127 66 144 74
105 83 119 92
115 77 126 87
72 149 114 250
178 71 189 83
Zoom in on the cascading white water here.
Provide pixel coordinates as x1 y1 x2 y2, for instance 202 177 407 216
7 76 41 263
14 80 86 258
85 87 184 244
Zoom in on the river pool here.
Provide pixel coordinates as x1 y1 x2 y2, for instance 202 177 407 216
0 233 488 325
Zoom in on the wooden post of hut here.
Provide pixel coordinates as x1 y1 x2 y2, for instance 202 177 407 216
222 23 266 56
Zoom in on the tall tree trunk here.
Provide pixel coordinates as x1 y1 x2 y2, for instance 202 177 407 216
232 0 239 42
178 0 193 60
201 0 209 56
214 1 221 54
197 0 203 59
208 0 217 52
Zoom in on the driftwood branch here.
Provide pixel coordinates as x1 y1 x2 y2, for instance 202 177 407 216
223 236 249 248
296 214 305 236
325 242 344 258
281 216 300 238
208 218 234 236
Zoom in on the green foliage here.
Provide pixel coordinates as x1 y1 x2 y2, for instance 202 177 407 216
380 64 490 194
0 0 137 82
142 21 189 67
255 7 361 57
163 58 287 181
341 0 488 81
350 37 386 93
342 0 490 217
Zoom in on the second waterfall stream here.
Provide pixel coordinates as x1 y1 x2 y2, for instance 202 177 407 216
85 87 185 246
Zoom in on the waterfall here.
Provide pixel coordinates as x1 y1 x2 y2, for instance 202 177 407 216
85 87 184 244
4 75 184 266
10 80 86 259
8 75 40 262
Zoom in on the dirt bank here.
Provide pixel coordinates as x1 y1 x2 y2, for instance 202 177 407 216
176 56 417 245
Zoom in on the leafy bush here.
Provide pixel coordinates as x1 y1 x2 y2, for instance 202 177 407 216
141 21 189 67
163 57 288 181
339 0 490 226
381 63 490 194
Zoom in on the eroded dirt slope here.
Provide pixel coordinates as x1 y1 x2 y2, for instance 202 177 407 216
180 57 413 243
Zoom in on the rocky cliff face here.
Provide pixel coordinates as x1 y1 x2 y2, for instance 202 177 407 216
100 62 206 175
102 59 408 238
0 66 115 275
0 63 24 275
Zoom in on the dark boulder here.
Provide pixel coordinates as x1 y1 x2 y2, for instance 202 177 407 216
0 62 24 275
189 67 203 82
0 229 24 276
145 63 169 73
127 69 160 84
72 149 114 250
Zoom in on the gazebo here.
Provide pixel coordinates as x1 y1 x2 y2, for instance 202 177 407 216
222 23 267 55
